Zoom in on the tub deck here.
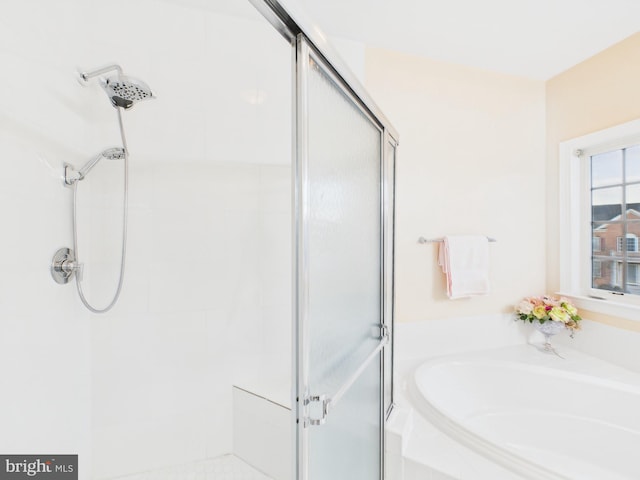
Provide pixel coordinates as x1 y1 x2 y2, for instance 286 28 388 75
389 344 640 480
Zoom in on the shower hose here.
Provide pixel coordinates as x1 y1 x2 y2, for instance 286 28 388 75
72 107 129 313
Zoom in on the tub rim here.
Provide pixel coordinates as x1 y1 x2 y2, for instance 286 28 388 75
409 352 640 480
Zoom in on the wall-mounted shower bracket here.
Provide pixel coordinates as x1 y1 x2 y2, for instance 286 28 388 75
51 247 81 284
64 164 80 186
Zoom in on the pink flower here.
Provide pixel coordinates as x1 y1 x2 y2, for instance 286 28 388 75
516 300 534 314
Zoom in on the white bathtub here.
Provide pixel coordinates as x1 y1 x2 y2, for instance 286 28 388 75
409 347 640 480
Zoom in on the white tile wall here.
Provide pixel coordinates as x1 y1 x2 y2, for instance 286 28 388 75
394 315 640 405
0 3 94 473
394 314 531 366
0 1 292 479
232 388 291 480
554 319 640 373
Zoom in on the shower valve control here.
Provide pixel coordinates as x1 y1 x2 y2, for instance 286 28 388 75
51 247 81 284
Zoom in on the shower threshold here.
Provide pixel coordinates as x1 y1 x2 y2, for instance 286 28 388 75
115 454 273 480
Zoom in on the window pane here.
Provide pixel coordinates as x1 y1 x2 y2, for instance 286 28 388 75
592 223 613 253
592 218 620 290
592 236 602 252
592 187 622 221
627 223 640 266
618 235 639 253
627 222 640 240
593 258 622 292
589 146 640 299
593 259 602 278
626 263 640 294
591 150 623 187
626 145 640 183
626 184 640 213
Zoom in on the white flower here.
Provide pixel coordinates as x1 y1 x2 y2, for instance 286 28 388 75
516 300 533 315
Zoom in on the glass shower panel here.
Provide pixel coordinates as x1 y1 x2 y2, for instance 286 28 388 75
297 37 383 480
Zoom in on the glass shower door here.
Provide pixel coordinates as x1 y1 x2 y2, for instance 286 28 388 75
294 35 386 480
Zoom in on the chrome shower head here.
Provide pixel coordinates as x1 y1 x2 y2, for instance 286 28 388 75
101 75 153 110
79 65 154 110
75 147 126 181
101 147 126 160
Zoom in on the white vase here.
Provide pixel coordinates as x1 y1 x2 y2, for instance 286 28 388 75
534 320 566 356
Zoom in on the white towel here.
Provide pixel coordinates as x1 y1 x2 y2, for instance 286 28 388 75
438 235 490 299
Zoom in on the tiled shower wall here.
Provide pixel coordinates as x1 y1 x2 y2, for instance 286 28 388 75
90 161 291 477
0 1 291 478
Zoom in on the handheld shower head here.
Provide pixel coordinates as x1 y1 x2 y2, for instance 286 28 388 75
101 147 126 160
101 75 154 110
71 147 126 182
80 147 125 178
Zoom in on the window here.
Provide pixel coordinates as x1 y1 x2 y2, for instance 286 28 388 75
591 146 640 294
592 259 602 278
629 263 640 286
616 234 638 253
560 118 640 320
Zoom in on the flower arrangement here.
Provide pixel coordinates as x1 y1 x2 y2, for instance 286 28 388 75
515 295 582 336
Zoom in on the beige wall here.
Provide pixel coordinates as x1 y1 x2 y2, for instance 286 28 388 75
546 32 640 332
365 48 546 322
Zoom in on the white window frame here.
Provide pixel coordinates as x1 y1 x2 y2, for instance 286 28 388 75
559 118 640 321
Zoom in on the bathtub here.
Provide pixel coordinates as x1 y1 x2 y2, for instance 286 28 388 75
409 347 640 480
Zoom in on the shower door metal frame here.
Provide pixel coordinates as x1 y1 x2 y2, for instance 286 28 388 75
382 129 397 424
248 1 399 479
248 0 399 141
294 35 394 479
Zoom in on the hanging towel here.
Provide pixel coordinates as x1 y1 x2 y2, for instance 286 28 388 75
438 235 490 299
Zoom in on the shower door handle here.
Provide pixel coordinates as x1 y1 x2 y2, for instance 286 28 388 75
304 326 389 426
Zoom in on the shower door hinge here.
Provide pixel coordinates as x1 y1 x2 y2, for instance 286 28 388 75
380 324 389 341
304 394 328 427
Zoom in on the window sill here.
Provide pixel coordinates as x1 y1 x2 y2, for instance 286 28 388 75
556 291 640 322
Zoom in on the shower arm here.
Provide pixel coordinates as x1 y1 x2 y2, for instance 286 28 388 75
80 64 123 82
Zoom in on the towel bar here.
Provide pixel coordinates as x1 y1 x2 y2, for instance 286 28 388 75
418 236 497 244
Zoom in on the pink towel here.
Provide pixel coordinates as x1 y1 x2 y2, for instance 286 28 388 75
438 235 490 299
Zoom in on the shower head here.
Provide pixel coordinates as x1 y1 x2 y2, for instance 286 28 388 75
79 64 154 110
101 147 126 160
76 147 126 181
101 75 154 110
